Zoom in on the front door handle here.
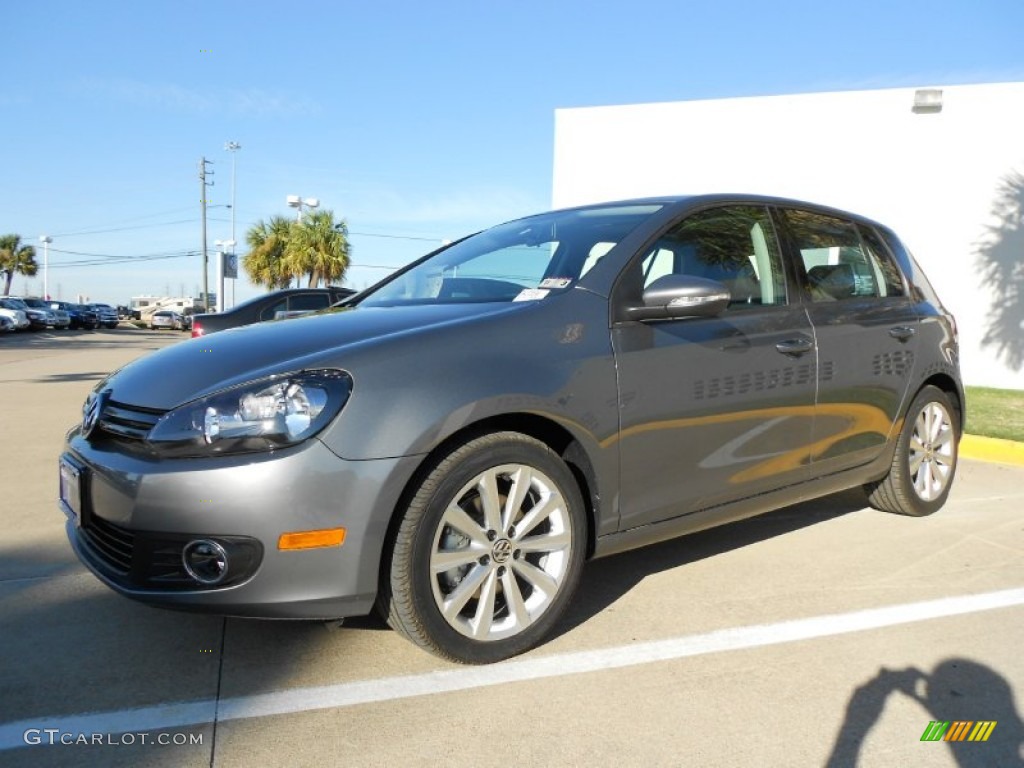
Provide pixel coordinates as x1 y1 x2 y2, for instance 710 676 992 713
889 326 916 343
775 338 814 357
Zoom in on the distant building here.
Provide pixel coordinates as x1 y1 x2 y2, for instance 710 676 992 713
554 82 1024 389
131 295 205 319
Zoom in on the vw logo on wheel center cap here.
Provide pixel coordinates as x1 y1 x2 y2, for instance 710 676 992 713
491 538 513 564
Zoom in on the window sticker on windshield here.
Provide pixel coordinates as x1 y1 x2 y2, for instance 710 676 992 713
513 288 550 302
539 277 572 289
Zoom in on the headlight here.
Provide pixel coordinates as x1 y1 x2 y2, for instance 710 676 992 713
147 369 352 457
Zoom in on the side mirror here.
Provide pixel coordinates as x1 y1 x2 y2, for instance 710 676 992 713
624 275 731 321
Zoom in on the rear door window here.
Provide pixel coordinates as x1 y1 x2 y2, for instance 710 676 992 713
779 209 906 301
259 299 288 321
288 293 330 311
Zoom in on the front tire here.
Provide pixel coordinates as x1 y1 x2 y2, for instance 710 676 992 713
379 432 587 664
865 385 959 516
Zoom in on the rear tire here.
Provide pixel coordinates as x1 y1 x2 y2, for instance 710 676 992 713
865 385 959 516
378 432 586 664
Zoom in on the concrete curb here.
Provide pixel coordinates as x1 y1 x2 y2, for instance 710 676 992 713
960 434 1024 467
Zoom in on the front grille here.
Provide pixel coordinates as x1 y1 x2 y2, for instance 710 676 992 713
97 400 165 441
146 542 193 586
80 515 134 574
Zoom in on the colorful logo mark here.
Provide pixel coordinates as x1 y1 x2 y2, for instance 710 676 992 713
920 720 997 742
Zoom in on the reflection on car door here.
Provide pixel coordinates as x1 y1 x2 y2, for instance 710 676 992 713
774 208 920 471
611 205 818 531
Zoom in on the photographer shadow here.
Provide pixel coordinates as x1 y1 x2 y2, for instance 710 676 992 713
826 659 1024 767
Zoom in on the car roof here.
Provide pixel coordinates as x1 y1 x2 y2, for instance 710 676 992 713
547 193 891 228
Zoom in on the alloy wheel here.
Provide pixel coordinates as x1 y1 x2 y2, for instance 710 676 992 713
428 463 573 642
908 401 955 501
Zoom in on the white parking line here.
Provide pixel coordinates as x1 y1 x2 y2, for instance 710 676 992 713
3 586 1024 750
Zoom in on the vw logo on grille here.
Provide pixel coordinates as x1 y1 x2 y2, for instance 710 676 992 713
82 390 109 438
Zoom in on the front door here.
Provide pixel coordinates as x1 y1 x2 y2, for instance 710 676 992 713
611 205 819 531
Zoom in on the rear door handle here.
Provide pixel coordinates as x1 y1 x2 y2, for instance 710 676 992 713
889 326 916 342
775 338 814 357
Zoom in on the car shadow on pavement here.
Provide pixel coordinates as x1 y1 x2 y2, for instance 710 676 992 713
29 372 110 384
552 487 869 641
826 658 1024 767
0 329 177 353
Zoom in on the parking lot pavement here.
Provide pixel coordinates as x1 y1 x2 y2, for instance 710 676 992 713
2 331 1023 766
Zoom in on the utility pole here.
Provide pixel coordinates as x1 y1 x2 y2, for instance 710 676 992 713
199 157 214 311
225 141 241 309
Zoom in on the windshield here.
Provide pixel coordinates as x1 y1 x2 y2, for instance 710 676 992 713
359 204 663 307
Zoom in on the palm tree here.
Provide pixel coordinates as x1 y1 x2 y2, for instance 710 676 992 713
243 216 295 289
0 235 38 295
287 210 351 287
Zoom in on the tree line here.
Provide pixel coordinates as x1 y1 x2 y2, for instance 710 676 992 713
0 207 351 299
244 209 350 289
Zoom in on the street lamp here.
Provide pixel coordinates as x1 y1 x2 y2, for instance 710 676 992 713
225 141 241 308
39 236 52 300
286 195 319 222
214 239 236 313
286 196 319 288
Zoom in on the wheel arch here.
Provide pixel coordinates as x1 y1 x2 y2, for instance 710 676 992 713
919 373 964 433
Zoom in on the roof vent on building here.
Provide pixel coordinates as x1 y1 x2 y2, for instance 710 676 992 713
912 88 943 114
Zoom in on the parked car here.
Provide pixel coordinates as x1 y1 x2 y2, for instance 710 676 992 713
53 302 99 330
149 310 186 331
0 300 30 331
48 301 91 329
20 297 64 328
26 299 70 329
0 315 14 333
61 195 962 664
85 303 119 329
1 296 52 330
190 287 354 338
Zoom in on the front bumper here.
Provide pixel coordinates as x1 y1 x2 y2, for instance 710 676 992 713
61 429 422 619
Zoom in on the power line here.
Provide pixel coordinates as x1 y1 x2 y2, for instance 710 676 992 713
49 219 198 237
51 206 201 236
348 231 441 243
48 246 190 259
47 249 199 268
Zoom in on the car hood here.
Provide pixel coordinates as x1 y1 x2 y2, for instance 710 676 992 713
101 302 528 410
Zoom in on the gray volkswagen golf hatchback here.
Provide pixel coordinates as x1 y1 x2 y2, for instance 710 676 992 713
60 195 962 663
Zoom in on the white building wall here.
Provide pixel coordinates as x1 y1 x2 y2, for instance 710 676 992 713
553 83 1024 390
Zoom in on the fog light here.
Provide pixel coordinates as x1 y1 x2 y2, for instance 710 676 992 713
182 539 229 585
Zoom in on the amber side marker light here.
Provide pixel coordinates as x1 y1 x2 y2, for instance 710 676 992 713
278 527 347 550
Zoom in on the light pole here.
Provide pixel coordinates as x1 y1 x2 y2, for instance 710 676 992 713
286 195 319 289
214 239 236 313
39 235 52 300
225 141 241 308
286 195 319 222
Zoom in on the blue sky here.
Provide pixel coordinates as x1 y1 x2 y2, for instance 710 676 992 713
3 0 1022 305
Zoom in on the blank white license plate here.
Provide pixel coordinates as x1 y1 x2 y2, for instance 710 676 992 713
59 455 84 526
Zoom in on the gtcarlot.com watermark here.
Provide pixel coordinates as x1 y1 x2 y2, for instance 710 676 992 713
23 729 203 747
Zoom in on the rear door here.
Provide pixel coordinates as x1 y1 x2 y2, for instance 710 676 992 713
773 207 920 471
611 204 818 530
